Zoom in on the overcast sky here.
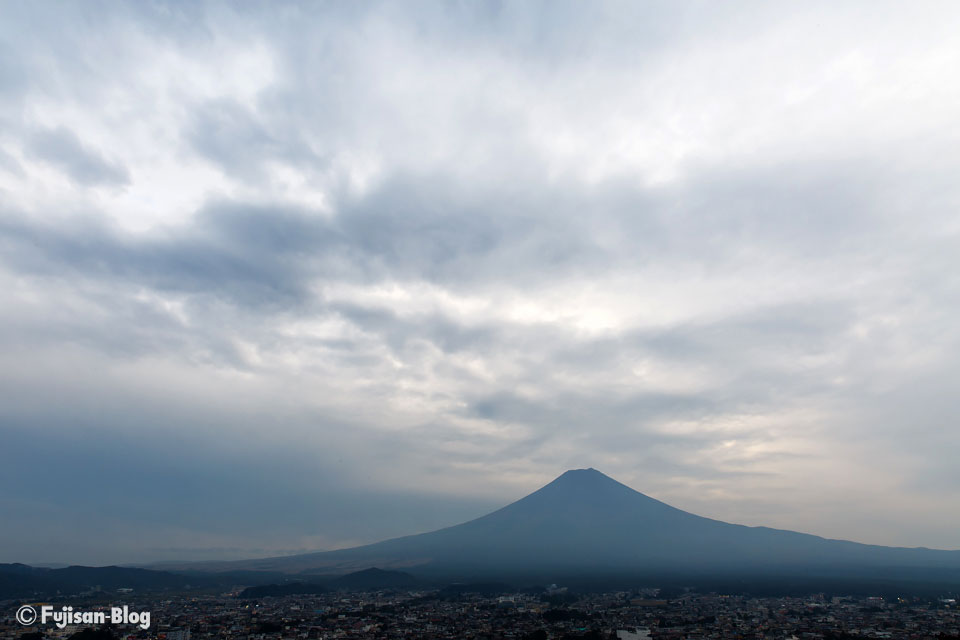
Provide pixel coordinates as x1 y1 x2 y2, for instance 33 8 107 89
1 1 959 565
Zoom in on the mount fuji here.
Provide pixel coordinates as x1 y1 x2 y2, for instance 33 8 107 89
177 469 960 581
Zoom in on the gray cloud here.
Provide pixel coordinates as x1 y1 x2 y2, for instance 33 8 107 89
0 0 959 563
27 127 130 186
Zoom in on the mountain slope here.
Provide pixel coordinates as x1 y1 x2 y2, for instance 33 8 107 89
174 469 960 577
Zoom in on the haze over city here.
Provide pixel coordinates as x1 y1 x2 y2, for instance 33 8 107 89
1 1 959 567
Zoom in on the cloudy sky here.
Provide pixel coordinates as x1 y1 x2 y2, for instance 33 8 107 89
1 1 959 565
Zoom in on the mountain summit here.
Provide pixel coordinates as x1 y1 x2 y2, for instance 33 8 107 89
184 469 960 578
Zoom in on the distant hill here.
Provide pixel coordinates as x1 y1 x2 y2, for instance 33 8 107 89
0 564 198 598
330 567 419 590
166 469 960 584
238 582 328 599
0 564 295 598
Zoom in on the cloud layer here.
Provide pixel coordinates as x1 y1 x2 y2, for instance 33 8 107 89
1 1 959 564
